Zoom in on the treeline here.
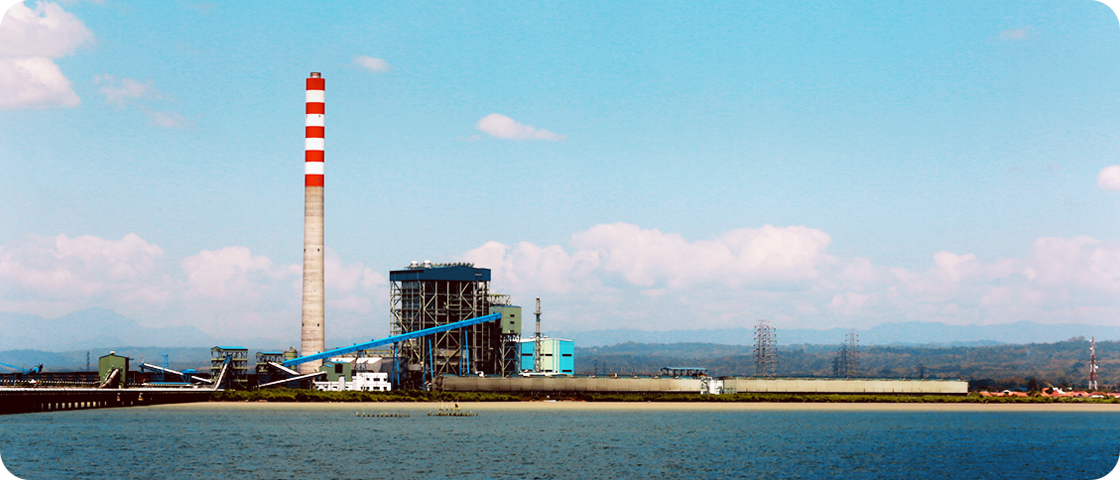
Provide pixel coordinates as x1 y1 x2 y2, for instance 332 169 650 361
576 337 1118 391
212 388 522 402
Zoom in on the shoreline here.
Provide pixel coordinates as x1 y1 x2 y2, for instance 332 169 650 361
168 401 1120 413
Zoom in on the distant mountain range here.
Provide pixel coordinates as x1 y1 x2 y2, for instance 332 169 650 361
0 307 1116 384
549 321 1120 348
0 308 215 352
2 308 1116 358
0 308 292 352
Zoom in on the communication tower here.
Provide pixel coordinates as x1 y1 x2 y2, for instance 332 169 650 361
534 297 542 373
753 320 777 377
1089 337 1099 391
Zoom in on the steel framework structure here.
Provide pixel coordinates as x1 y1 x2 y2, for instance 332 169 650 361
390 264 498 388
753 320 778 377
832 329 860 379
1090 337 1099 391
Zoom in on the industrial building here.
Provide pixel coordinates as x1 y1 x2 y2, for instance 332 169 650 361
520 338 574 375
211 346 249 389
389 262 524 388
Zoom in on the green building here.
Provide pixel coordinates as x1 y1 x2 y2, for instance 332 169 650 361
98 351 129 388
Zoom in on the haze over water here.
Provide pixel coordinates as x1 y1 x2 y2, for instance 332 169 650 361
1 403 1118 479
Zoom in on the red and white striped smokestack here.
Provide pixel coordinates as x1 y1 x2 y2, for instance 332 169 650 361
300 72 326 374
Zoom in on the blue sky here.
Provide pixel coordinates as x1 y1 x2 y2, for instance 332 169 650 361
2 1 1120 344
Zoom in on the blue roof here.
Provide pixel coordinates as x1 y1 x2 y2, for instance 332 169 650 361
389 265 491 282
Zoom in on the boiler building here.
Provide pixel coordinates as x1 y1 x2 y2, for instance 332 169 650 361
389 262 521 388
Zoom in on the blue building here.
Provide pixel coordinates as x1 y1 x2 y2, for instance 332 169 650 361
519 338 574 375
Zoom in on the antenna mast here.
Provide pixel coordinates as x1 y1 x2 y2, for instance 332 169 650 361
534 297 542 373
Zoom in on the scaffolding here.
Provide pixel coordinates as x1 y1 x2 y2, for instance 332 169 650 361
753 320 778 377
390 262 498 389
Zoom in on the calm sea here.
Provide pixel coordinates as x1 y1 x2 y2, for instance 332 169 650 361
0 403 1118 479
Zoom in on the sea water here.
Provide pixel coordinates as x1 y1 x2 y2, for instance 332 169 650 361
0 403 1117 479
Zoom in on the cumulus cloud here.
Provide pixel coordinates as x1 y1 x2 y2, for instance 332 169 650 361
0 234 167 315
475 113 566 141
324 248 387 315
4 227 1120 339
998 27 1031 41
460 223 1120 330
354 55 390 72
0 234 392 340
0 1 92 109
1098 165 1120 192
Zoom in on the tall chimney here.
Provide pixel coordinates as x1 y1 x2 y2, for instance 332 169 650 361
300 72 326 374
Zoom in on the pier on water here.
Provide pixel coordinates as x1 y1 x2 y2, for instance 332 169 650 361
0 388 212 415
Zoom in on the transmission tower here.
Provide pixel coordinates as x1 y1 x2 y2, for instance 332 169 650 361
833 329 860 379
1089 336 1099 391
753 320 778 377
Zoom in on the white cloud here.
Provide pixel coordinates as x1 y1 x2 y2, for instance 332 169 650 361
998 26 1031 41
1023 236 1120 292
92 74 191 128
0 234 391 341
324 247 387 315
0 2 93 57
462 240 602 295
569 223 830 289
94 74 163 107
0 56 79 108
0 1 92 109
182 246 281 300
146 110 191 128
460 223 1120 330
4 227 1120 340
0 234 167 315
354 55 390 72
475 113 566 141
1098 165 1120 192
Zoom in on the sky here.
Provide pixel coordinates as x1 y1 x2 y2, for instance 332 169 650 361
1 1 1120 345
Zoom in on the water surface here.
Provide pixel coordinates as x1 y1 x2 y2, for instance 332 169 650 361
1 402 1117 479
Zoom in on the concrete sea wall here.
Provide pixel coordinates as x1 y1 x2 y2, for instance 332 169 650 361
438 376 969 395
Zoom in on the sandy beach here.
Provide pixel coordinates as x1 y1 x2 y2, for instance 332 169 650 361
156 401 1120 413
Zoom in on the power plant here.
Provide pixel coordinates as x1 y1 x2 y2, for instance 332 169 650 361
0 71 985 414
